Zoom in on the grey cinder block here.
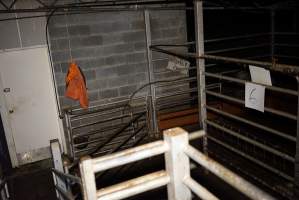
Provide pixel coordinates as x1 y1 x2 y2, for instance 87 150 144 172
99 88 119 99
119 85 137 96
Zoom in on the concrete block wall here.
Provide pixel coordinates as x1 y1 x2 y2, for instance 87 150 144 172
48 9 187 108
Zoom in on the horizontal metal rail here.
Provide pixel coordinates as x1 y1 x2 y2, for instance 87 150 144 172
274 32 299 36
72 114 132 130
206 90 297 120
201 54 299 76
206 43 269 54
96 170 170 200
90 112 146 156
156 88 198 99
157 97 198 111
183 177 219 200
155 77 197 88
51 168 82 185
206 105 296 142
70 107 125 122
189 130 205 141
204 32 270 43
274 43 299 48
185 144 275 200
206 119 295 162
68 97 146 115
207 135 294 182
92 140 168 173
205 72 297 96
150 45 299 76
72 123 132 138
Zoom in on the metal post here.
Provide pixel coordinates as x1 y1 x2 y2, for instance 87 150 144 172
50 139 67 200
294 77 299 199
164 128 191 200
65 112 74 158
194 0 207 153
144 10 159 136
79 156 97 200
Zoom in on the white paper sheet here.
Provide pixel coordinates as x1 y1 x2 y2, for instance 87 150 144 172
245 82 265 112
249 65 272 86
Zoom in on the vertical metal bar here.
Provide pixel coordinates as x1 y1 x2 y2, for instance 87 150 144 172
164 128 191 200
144 10 159 136
270 9 275 59
65 112 74 158
194 0 207 152
294 76 299 200
50 139 67 200
80 156 97 200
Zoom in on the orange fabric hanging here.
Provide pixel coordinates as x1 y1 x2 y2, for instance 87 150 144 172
65 62 89 109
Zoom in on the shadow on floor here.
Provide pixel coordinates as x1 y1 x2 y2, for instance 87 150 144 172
8 159 56 200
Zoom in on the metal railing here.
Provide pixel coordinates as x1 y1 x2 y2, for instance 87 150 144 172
79 127 274 200
64 97 148 160
51 139 81 200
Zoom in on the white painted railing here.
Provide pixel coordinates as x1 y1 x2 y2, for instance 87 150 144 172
79 128 276 200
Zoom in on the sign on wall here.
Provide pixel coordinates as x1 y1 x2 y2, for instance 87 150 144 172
166 56 190 75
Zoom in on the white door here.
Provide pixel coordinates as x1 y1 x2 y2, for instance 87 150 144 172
0 46 63 166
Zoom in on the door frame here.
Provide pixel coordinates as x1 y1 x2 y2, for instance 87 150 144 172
0 67 18 167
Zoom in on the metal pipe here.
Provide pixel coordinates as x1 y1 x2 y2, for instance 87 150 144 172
206 119 295 162
205 33 270 43
0 0 187 13
55 184 75 200
201 54 299 76
108 125 146 153
92 140 168 173
156 88 198 99
206 43 269 54
206 105 296 142
274 43 299 48
97 170 170 200
293 77 299 197
274 55 299 60
184 145 276 200
274 32 299 36
51 168 82 184
156 80 196 92
72 114 132 130
205 72 297 96
189 130 205 141
206 90 297 120
69 96 145 115
89 112 145 156
155 77 197 88
207 135 294 182
70 107 124 122
157 97 198 111
144 9 159 135
183 177 219 200
72 123 128 138
150 46 299 76
206 149 293 199
154 66 197 74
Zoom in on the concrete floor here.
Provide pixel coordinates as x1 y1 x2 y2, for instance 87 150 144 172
7 159 56 200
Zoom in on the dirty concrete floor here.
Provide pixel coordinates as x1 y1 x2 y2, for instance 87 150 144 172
7 159 56 200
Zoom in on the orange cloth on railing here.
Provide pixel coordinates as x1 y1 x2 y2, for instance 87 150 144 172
65 62 89 109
